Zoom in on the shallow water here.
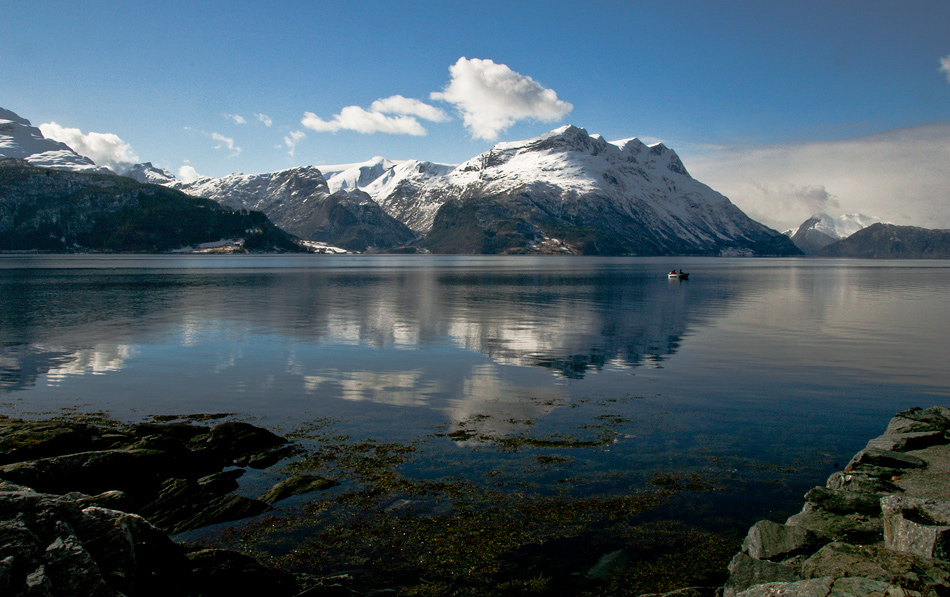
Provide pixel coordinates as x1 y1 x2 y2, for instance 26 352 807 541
2 254 948 530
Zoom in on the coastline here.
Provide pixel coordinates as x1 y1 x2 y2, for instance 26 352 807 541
1 406 948 596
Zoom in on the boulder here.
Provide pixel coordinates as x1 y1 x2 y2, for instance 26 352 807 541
803 487 881 516
865 431 947 453
881 495 950 560
741 519 820 561
847 448 927 471
784 509 882 545
825 471 899 494
735 577 892 597
723 552 800 597
0 487 190 597
801 541 950 593
885 406 950 435
258 474 339 505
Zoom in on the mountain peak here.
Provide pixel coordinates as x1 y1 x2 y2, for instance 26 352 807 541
0 107 111 174
0 108 32 126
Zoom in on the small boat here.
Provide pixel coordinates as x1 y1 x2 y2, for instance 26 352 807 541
668 271 689 280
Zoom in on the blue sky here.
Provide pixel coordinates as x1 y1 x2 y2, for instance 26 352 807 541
6 0 950 230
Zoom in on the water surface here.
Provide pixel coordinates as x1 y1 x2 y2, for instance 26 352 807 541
2 255 948 528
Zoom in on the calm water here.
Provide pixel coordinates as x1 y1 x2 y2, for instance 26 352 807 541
2 254 949 528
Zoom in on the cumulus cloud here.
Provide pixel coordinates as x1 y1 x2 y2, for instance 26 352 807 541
209 132 241 156
301 94 447 136
431 57 573 141
255 113 273 127
177 164 203 183
369 95 449 122
940 54 950 83
284 130 305 157
39 122 139 172
222 113 246 125
302 106 421 136
685 122 950 231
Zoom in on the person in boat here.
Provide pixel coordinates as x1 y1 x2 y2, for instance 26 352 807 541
679 269 684 275
670 269 677 275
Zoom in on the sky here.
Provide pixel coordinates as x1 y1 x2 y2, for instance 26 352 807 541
5 0 950 231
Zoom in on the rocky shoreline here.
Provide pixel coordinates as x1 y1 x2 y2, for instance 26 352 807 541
0 415 339 596
1 406 948 596
715 405 950 597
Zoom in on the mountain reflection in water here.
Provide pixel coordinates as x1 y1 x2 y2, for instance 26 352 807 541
0 256 721 394
1 256 947 445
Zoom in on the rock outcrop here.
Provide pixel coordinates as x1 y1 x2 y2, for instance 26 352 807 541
0 415 342 596
723 406 950 597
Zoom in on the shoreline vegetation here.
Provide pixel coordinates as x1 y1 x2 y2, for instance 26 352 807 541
1 406 948 596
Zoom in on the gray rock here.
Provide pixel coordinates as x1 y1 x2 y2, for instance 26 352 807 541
865 432 947 453
741 520 819 561
847 448 927 471
881 495 950 560
785 509 882 545
885 406 950 435
826 471 898 494
801 541 950 592
0 488 189 596
735 577 892 597
258 474 339 505
723 552 801 597
803 487 881 516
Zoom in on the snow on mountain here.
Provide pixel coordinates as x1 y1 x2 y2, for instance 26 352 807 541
168 166 416 251
0 108 112 174
125 162 177 185
786 212 887 254
169 165 330 216
811 213 885 239
373 124 797 255
320 156 402 193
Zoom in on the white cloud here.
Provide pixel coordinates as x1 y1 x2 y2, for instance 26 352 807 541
177 164 203 183
209 132 241 156
302 106 427 136
223 113 246 125
685 122 950 231
431 57 573 141
255 113 273 127
39 122 139 172
284 130 305 157
370 95 449 122
940 55 950 83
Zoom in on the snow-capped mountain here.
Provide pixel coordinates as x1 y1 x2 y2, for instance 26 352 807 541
169 166 417 251
320 156 402 194
125 162 177 185
371 125 798 255
0 108 111 174
786 212 886 255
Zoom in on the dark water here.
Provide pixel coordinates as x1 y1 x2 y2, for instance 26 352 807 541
1 254 948 529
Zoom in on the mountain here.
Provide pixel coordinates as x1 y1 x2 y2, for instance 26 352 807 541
320 156 401 194
125 162 177 185
0 158 300 253
169 166 417 252
787 212 885 255
816 223 950 258
378 126 799 255
0 108 111 174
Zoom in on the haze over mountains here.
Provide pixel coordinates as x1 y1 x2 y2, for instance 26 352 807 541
7 106 943 256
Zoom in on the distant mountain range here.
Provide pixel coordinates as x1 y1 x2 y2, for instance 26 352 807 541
7 106 941 257
0 158 299 253
815 223 950 258
163 125 801 256
784 213 885 255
